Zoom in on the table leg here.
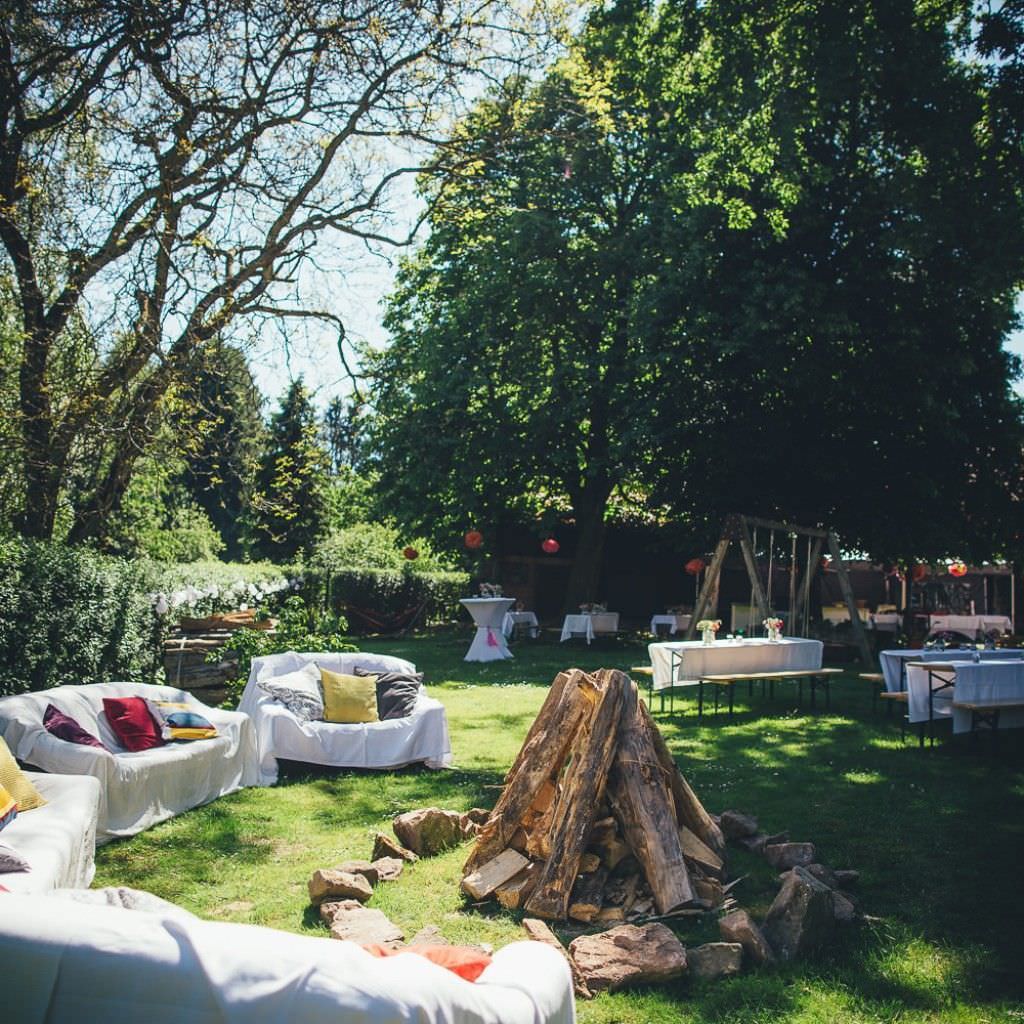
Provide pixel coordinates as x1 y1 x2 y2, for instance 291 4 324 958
698 680 704 720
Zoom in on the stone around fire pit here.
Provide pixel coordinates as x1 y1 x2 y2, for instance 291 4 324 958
568 923 687 993
763 865 836 961
371 856 405 882
325 900 405 948
719 810 759 840
687 942 743 981
372 831 418 863
718 908 775 965
393 808 472 856
764 842 816 870
308 868 373 904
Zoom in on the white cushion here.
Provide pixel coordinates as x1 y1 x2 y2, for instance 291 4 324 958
256 664 323 722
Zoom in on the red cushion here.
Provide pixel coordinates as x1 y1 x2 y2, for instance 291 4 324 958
360 943 492 982
102 697 164 752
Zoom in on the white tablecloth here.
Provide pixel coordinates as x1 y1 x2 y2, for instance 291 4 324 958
560 612 619 642
928 614 1013 637
878 647 1023 692
905 659 1024 733
502 611 539 638
460 598 515 661
650 614 691 636
560 614 594 643
648 637 824 690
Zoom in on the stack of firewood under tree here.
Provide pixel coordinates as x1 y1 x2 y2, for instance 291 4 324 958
461 668 730 923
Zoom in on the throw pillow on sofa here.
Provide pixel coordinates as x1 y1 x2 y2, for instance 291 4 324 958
146 701 218 742
0 737 46 810
258 664 324 722
0 842 30 874
0 784 16 832
355 667 423 720
320 669 379 724
102 697 164 752
43 703 109 750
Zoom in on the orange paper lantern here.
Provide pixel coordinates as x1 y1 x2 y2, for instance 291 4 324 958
463 529 483 550
949 560 967 578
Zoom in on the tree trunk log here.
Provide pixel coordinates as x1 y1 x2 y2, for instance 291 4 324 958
608 686 696 914
525 670 628 920
639 700 725 857
464 669 591 873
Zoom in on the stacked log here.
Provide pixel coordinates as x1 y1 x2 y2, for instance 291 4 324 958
462 668 726 923
162 610 277 703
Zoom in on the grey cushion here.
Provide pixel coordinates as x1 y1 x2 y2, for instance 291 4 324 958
355 667 423 720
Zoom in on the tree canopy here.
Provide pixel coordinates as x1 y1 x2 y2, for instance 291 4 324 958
0 0 547 544
368 0 1024 604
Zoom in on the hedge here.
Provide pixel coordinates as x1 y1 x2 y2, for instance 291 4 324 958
0 538 161 696
314 567 469 633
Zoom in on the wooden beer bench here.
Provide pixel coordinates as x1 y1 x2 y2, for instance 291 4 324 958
952 698 1024 752
687 667 843 719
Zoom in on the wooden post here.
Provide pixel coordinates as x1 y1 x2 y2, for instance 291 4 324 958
685 535 731 640
737 518 770 627
826 532 873 667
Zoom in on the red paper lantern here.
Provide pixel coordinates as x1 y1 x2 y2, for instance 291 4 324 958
684 557 705 576
541 537 560 554
463 529 484 550
821 556 832 571
949 560 967 578
403 546 419 561
911 563 928 583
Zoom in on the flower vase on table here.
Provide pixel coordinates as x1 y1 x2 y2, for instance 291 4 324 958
764 617 783 642
697 619 721 645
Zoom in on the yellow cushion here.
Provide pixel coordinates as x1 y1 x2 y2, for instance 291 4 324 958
320 669 379 724
0 736 46 810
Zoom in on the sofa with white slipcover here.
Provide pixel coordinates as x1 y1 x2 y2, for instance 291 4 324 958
1 890 576 1024
239 651 453 785
0 681 259 842
0 770 100 893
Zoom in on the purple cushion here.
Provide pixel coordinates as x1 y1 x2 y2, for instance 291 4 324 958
43 703 109 751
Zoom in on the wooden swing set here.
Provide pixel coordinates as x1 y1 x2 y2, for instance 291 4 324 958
685 513 872 667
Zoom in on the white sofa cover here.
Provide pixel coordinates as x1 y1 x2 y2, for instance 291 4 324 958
2 891 576 1024
1 771 100 893
240 651 453 786
0 682 260 843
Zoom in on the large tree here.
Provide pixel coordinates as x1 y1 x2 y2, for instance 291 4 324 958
369 0 1024 606
369 57 673 606
250 378 330 562
0 0 548 543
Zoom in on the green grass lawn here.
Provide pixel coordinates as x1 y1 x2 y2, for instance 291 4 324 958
95 630 1024 1023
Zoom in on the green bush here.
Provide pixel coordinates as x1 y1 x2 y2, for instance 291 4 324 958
312 565 469 633
0 538 161 695
312 522 457 573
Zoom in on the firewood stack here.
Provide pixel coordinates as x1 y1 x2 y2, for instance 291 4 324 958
461 668 727 923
